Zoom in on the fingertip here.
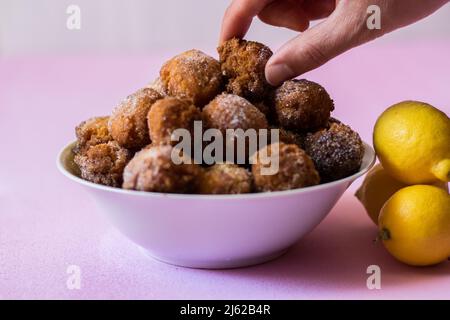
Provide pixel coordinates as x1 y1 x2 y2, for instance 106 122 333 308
219 0 270 47
219 23 247 44
265 62 295 86
218 31 241 46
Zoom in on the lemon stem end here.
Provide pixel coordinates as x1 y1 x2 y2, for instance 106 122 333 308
376 228 391 242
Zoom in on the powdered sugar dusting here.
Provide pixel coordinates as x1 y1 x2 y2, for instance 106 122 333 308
111 88 161 118
146 77 167 96
207 93 267 129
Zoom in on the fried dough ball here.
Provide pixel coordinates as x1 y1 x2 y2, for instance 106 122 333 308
252 142 320 192
272 79 334 131
74 141 132 187
160 49 223 106
304 122 364 182
122 145 202 193
148 97 202 146
203 93 268 131
203 93 268 162
74 116 112 154
197 164 253 194
218 38 273 102
109 88 162 149
271 126 305 149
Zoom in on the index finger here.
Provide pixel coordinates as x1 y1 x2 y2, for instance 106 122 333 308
219 0 275 43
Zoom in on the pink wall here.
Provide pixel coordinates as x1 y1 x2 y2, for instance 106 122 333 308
1 0 450 56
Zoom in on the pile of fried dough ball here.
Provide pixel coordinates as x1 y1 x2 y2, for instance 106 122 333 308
73 38 364 194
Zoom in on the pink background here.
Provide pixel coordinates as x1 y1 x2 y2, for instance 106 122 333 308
2 1 450 56
0 42 449 299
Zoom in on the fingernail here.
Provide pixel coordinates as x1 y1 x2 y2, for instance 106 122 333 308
266 63 295 86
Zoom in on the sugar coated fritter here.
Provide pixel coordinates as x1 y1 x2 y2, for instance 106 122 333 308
148 97 202 146
160 49 223 106
109 88 162 149
252 142 320 192
218 38 273 102
74 141 131 188
74 116 112 154
122 145 202 193
304 121 364 182
271 79 334 132
196 163 253 194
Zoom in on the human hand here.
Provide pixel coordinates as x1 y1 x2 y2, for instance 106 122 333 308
220 0 449 85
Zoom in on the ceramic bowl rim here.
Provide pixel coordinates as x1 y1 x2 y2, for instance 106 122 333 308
57 140 376 200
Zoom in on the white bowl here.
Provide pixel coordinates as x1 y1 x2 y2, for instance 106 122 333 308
57 141 375 269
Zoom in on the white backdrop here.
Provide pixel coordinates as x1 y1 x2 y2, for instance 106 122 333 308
1 0 450 56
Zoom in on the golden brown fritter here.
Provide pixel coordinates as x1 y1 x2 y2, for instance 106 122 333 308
122 145 202 193
270 126 305 149
304 122 364 182
271 79 334 132
196 164 253 194
74 141 132 187
203 93 268 162
203 93 268 131
218 38 273 102
252 142 320 192
74 116 112 154
148 97 202 146
109 88 162 149
160 49 223 106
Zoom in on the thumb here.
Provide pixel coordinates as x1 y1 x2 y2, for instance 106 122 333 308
265 6 377 85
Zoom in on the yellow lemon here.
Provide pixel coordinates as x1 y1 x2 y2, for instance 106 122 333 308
378 185 450 266
373 101 450 185
356 164 448 225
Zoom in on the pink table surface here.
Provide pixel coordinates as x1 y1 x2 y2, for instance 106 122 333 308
0 42 449 300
